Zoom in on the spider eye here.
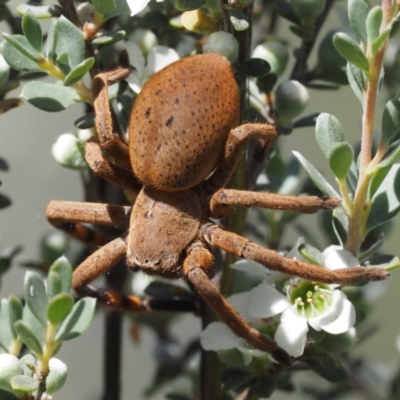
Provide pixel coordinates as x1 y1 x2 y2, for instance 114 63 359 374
154 259 161 266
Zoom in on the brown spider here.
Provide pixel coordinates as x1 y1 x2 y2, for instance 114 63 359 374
46 53 388 365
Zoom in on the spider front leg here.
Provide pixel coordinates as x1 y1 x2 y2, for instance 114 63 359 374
201 223 389 285
183 241 292 366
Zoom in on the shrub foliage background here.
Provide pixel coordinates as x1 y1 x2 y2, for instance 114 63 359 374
0 0 400 399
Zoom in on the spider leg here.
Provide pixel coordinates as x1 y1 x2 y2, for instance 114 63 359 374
210 188 341 218
92 67 131 169
183 241 292 366
46 201 131 245
201 223 389 285
206 123 277 190
73 237 197 313
85 138 142 193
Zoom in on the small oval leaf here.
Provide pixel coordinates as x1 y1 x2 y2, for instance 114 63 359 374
366 6 382 44
55 298 96 342
381 98 400 145
49 256 72 294
47 294 74 326
14 321 43 355
348 0 369 44
333 33 370 72
22 11 43 52
174 0 206 11
1 34 40 72
63 57 95 86
21 81 79 112
229 9 249 31
315 113 345 159
24 272 48 326
329 142 354 180
10 375 39 393
293 151 340 197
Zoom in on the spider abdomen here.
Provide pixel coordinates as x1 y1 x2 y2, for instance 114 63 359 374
129 53 240 192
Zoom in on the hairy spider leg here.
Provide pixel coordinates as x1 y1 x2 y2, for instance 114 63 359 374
46 201 198 313
72 236 197 313
201 223 389 285
183 240 292 366
210 188 341 217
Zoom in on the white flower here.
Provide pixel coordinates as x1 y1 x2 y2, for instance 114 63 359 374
127 0 164 17
200 293 272 365
248 246 358 358
126 43 179 93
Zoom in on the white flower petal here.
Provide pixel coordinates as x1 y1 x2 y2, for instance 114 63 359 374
286 237 306 259
228 292 250 318
127 71 142 94
323 247 360 270
275 308 308 357
126 42 145 78
144 46 179 79
127 0 150 16
309 290 355 334
248 283 289 318
200 322 241 351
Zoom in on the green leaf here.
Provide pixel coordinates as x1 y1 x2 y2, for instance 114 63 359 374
305 349 349 382
55 298 96 341
367 164 400 231
333 33 369 72
252 376 276 398
372 27 390 55
21 81 79 112
367 254 400 271
346 62 365 105
293 151 340 198
377 142 400 170
46 16 84 68
92 0 116 13
329 142 354 180
22 306 44 346
0 300 13 351
221 368 253 391
315 113 345 159
14 321 43 355
103 0 130 19
16 4 62 18
55 51 70 75
63 57 95 86
348 0 369 44
298 243 324 266
24 272 47 326
74 114 95 129
174 0 206 11
92 30 126 46
1 34 41 72
8 297 23 340
47 294 74 326
47 271 62 299
229 9 249 31
22 11 43 52
381 97 400 145
10 375 39 393
49 256 72 294
368 165 390 200
366 6 382 44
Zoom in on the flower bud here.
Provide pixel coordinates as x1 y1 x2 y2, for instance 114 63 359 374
45 358 67 395
252 41 289 76
290 0 325 27
203 31 239 63
52 133 86 170
40 232 69 266
274 80 309 123
0 354 23 393
131 28 158 54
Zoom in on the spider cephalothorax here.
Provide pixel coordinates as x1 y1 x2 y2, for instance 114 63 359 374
46 53 388 365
